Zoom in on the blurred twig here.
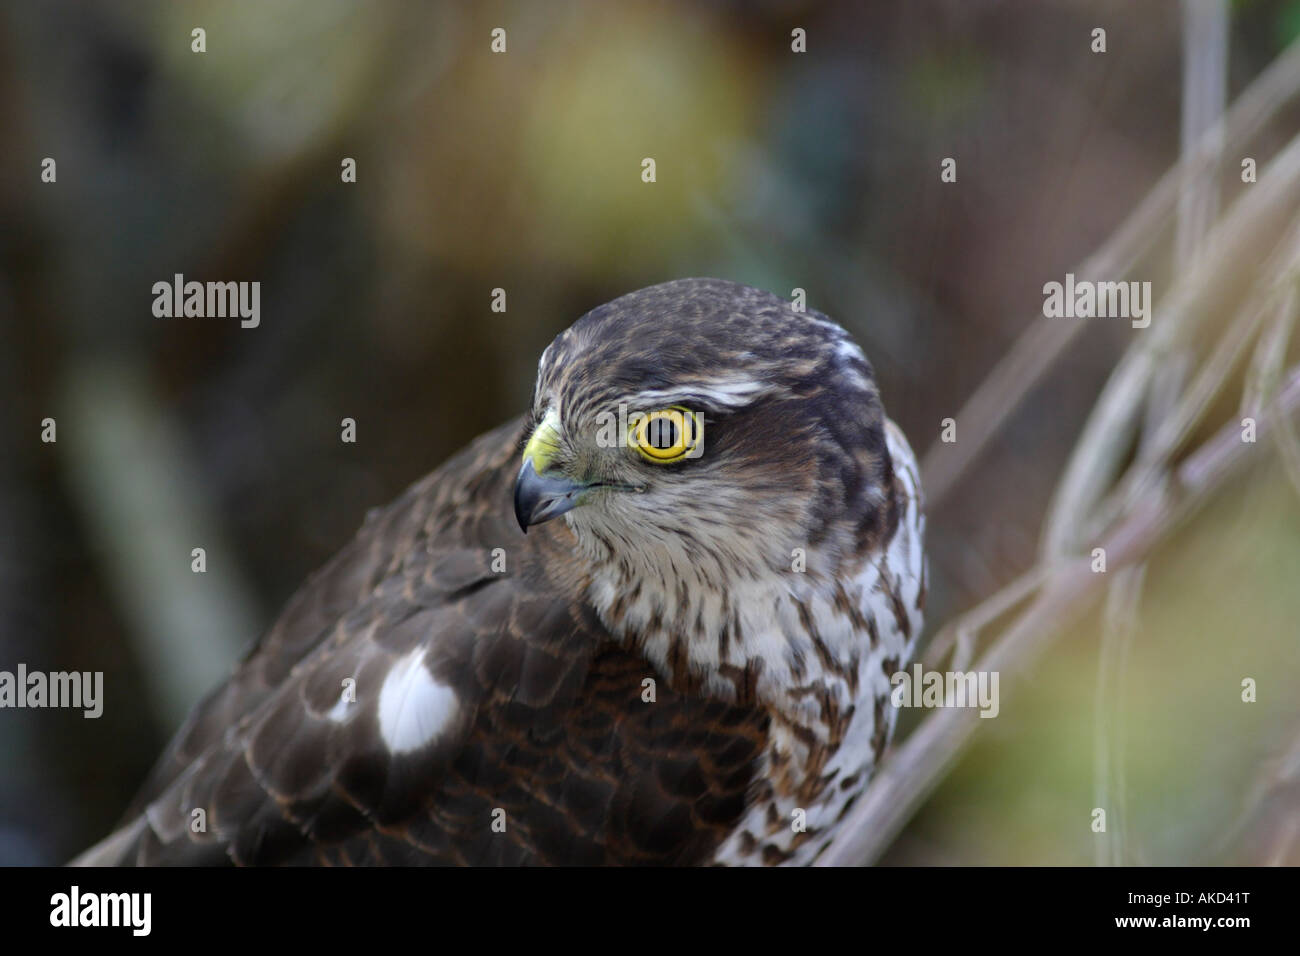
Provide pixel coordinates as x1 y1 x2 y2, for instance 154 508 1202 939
1245 277 1300 500
1042 130 1300 555
821 33 1300 865
1093 0 1229 869
1214 719 1300 864
57 362 261 727
818 363 1300 866
921 36 1300 510
920 563 1052 672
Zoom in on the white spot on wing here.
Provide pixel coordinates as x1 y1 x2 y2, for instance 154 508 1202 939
377 650 458 754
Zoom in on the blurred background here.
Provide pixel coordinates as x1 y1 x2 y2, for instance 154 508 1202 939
1 0 1298 866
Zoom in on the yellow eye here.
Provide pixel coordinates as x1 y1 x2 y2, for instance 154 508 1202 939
631 406 702 462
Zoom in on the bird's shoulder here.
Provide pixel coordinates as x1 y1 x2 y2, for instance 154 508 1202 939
118 417 532 819
99 416 769 865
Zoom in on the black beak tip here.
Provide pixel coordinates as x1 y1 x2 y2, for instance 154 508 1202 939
513 460 534 533
513 490 530 534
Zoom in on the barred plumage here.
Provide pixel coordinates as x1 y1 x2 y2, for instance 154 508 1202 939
75 278 925 866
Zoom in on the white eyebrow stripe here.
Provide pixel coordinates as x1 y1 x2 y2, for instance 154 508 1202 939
617 378 783 410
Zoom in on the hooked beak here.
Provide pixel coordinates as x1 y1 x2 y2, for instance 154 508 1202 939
514 409 588 532
513 458 588 532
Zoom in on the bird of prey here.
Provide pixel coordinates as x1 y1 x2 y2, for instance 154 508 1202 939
75 278 926 866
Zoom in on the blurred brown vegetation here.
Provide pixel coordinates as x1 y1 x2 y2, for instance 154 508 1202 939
0 0 1297 865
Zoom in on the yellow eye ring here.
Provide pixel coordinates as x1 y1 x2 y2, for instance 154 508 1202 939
631 406 701 462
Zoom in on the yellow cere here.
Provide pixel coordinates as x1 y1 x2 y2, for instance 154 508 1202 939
522 407 563 473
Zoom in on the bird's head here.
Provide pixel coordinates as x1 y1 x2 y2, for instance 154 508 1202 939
514 278 901 596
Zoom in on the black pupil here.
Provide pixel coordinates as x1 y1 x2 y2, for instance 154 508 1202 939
649 417 678 449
